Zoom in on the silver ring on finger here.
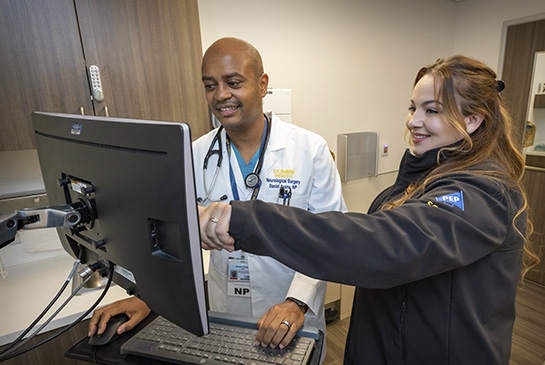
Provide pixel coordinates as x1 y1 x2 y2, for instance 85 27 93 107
210 217 219 223
280 320 291 331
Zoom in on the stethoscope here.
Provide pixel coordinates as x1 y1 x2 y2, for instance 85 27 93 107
197 112 272 203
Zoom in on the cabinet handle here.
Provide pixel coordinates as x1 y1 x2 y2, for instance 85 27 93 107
80 107 85 115
104 106 109 117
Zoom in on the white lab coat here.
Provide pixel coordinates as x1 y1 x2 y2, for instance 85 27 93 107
192 113 346 334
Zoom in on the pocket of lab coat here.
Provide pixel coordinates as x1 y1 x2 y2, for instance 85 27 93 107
258 188 309 209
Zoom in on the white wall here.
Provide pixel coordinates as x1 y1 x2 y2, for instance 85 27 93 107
451 0 545 72
198 0 457 175
198 0 458 212
197 0 545 213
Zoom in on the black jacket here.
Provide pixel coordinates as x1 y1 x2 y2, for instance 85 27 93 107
230 147 525 364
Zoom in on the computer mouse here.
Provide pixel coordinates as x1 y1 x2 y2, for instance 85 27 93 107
88 313 130 346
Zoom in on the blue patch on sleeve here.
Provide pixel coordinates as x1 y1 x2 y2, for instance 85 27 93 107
435 191 464 211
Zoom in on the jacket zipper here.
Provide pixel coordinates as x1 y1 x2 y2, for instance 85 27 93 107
400 288 407 362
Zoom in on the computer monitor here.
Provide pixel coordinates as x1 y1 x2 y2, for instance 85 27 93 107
30 111 208 336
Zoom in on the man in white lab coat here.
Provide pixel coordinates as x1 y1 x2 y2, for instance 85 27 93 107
198 37 345 353
89 37 345 356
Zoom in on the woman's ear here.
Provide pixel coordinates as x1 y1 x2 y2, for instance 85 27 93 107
464 114 484 134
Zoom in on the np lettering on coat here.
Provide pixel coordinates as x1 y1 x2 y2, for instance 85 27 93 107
235 287 250 295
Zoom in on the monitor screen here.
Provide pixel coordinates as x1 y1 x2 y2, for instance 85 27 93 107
31 111 208 336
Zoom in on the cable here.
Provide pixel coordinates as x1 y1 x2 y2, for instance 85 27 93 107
0 263 114 362
0 259 81 356
92 345 99 365
0 263 113 361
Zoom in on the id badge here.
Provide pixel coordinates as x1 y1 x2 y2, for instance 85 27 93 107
227 257 250 297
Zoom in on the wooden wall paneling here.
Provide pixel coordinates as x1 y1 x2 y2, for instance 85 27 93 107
501 19 545 150
0 0 94 151
523 167 545 285
74 0 210 140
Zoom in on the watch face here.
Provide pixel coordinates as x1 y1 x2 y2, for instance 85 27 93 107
245 173 260 188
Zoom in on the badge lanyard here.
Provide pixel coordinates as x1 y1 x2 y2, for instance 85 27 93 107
225 115 270 299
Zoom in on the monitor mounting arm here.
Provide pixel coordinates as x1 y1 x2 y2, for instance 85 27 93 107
0 204 87 250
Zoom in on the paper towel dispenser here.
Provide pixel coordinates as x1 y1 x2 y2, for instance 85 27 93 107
337 132 379 182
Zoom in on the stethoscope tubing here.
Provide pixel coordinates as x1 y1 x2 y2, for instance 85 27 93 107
200 127 224 203
199 113 271 203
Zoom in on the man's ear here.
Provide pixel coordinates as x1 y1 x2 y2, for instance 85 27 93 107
464 113 484 134
259 73 269 98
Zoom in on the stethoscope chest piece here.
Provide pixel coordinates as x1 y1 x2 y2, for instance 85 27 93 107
244 172 260 189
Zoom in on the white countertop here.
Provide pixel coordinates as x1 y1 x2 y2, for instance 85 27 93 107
526 150 545 156
0 253 129 345
0 247 210 346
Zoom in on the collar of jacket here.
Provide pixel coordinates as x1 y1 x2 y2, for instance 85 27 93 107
391 141 461 197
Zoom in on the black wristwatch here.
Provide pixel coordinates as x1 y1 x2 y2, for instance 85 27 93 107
287 297 308 313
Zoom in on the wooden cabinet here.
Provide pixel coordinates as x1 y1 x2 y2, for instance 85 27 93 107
523 156 545 285
0 0 93 151
0 0 209 152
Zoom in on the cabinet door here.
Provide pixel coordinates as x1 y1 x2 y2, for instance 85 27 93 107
75 0 210 140
522 167 545 285
501 19 545 150
0 0 94 151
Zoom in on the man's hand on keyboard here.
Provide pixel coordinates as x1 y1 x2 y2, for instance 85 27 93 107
88 297 151 337
255 299 305 349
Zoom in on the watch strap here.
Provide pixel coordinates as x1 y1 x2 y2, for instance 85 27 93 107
287 297 308 313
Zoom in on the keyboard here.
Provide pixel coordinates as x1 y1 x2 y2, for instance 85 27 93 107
121 315 316 365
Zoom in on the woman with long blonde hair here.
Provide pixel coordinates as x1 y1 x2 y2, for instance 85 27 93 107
200 55 539 364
